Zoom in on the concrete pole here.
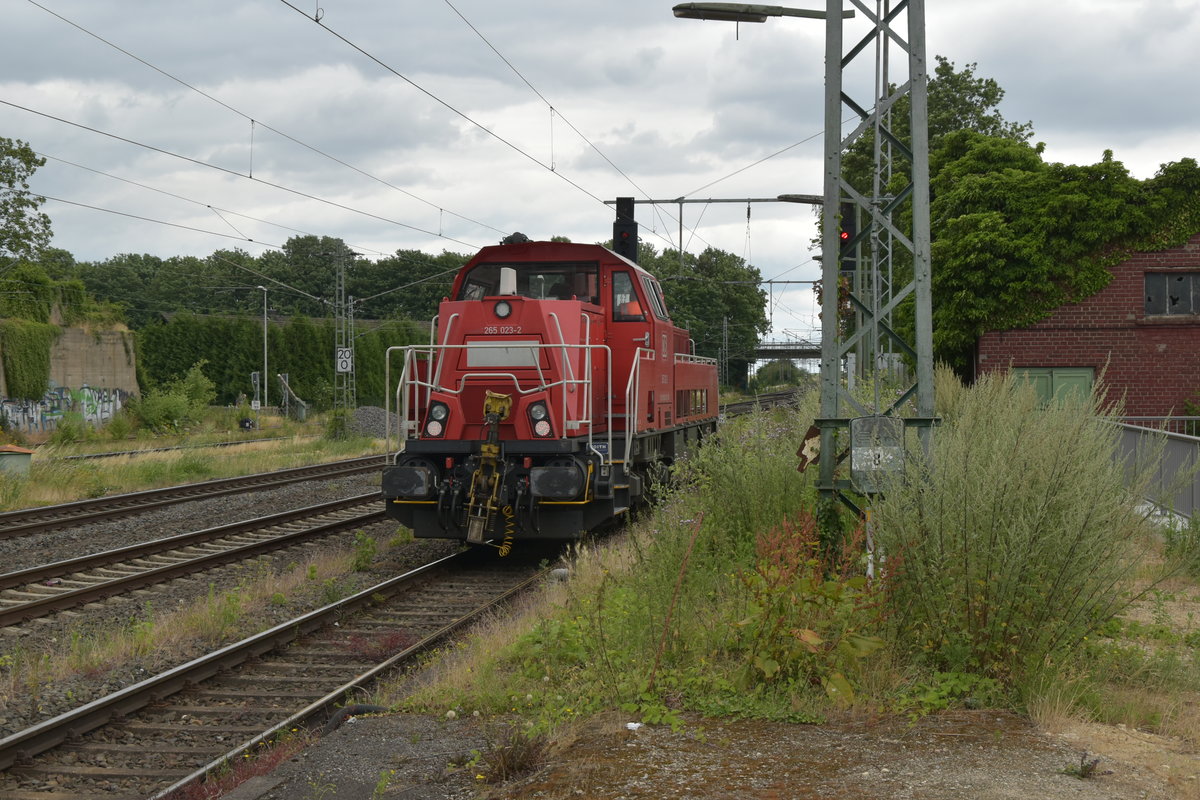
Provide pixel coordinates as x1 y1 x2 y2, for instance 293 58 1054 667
258 286 268 410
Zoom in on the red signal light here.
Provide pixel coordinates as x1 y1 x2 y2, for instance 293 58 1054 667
839 230 850 241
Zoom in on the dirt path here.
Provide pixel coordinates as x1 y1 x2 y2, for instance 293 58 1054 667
220 709 1198 799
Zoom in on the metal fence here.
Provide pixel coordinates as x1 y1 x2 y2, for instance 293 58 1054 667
1117 417 1200 437
1112 419 1199 520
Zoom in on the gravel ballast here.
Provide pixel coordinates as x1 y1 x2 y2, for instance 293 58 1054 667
0 470 458 741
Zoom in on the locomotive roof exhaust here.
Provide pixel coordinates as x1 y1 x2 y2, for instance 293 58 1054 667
613 197 638 264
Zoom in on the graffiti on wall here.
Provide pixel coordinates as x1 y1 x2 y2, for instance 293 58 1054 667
0 384 131 434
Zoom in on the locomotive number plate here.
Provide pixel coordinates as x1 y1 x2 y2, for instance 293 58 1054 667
482 325 523 334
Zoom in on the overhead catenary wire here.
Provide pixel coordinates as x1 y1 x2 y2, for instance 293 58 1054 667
277 0 710 256
441 0 686 241
25 0 509 240
1 100 482 250
37 195 284 251
20 2 833 300
277 0 608 207
38 152 387 257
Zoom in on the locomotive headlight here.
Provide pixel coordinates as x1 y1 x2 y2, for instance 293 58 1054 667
494 300 512 319
424 401 449 438
528 402 552 437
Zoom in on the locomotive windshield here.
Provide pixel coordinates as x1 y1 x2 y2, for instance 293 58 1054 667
458 261 600 304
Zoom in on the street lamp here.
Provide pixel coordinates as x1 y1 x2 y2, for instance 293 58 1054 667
676 0 936 521
256 286 268 410
672 3 850 21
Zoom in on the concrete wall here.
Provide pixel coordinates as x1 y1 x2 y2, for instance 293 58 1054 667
1 326 138 434
47 327 138 395
976 232 1200 416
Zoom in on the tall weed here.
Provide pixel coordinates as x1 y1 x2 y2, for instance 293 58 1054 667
872 369 1156 682
733 511 886 704
1163 516 1200 579
461 396 890 722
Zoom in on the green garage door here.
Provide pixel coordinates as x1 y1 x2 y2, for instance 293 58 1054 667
1015 367 1094 405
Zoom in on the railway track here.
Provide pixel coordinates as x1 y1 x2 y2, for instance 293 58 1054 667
0 455 385 539
0 494 384 629
719 388 804 417
53 434 315 461
0 551 543 800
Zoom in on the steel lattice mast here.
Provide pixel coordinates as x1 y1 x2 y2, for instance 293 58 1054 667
817 0 935 511
334 251 357 417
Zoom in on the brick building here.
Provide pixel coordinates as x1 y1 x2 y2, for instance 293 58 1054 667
975 232 1200 416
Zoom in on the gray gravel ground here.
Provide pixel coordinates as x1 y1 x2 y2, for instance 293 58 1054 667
352 406 400 440
0 471 458 741
219 708 1183 800
222 714 487 800
2 447 1191 800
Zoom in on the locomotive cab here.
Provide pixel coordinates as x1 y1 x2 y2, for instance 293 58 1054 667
382 240 717 551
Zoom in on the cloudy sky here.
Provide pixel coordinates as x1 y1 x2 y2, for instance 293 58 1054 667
3 0 1198 339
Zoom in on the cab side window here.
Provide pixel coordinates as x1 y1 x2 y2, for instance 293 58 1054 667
641 276 670 321
612 271 646 322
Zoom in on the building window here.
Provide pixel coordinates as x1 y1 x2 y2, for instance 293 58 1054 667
1015 367 1094 405
1145 272 1200 316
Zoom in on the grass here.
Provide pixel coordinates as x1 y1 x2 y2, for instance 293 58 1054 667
1 410 382 511
394 398 853 728
9 372 1197 789
387 367 1200 782
0 531 395 703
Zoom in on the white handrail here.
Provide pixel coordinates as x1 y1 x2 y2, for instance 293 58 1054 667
390 341 614 465
623 347 656 465
429 313 460 410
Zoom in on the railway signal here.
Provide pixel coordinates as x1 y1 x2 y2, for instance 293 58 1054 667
839 200 857 271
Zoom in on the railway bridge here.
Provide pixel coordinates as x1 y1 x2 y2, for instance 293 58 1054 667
754 338 821 360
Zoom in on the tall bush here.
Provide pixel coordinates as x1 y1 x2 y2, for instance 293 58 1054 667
126 361 215 433
872 368 1156 682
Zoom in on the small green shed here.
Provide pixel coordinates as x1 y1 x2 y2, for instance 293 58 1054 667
0 445 34 476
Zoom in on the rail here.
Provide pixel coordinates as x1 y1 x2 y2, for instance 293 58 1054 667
1111 420 1199 520
1118 416 1200 437
0 455 384 538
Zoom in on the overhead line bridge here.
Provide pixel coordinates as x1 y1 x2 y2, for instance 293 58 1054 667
754 339 822 360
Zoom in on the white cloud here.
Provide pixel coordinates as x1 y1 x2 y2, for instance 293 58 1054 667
2 0 1195 339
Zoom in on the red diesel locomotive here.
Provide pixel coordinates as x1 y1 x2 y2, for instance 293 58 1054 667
381 221 718 550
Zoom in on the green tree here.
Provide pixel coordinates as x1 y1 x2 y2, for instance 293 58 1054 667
842 56 1033 197
929 133 1200 368
352 249 461 321
643 245 769 387
261 235 356 317
36 247 77 281
0 263 56 322
0 137 52 261
833 56 1200 370
750 359 810 392
76 253 165 327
